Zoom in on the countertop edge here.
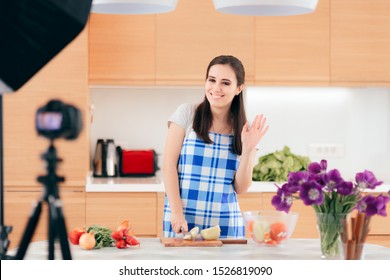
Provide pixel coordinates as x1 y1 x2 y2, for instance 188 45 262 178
86 175 390 193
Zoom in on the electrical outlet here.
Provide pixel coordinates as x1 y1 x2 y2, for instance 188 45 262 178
309 143 345 158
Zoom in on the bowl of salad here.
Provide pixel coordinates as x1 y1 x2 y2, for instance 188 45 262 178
243 210 299 246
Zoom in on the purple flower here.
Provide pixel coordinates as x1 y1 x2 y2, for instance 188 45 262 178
271 185 293 213
355 170 383 190
325 169 343 190
308 160 328 186
336 181 354 196
357 194 390 216
308 160 327 175
299 181 324 206
270 159 387 219
287 171 309 193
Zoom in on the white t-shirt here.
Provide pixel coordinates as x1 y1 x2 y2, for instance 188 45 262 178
168 103 196 138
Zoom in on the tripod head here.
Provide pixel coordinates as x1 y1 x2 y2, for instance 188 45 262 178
35 99 82 201
37 141 65 201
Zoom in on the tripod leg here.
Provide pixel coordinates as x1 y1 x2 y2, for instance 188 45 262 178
48 197 56 260
49 196 71 260
15 200 43 260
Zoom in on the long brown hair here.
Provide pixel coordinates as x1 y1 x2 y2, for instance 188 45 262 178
193 55 247 155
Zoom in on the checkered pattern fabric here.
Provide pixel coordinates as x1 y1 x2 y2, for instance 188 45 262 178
163 130 245 238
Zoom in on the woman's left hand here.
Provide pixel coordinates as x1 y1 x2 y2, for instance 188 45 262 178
241 114 269 153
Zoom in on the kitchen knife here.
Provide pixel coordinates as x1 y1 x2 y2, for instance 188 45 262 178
180 226 193 240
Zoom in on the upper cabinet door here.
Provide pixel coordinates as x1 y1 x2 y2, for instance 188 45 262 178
255 0 330 85
4 30 89 186
89 14 156 85
331 0 390 85
155 0 255 86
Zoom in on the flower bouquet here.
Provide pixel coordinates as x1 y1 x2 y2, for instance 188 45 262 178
271 159 390 259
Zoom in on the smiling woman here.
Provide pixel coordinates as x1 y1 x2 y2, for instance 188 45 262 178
162 55 269 239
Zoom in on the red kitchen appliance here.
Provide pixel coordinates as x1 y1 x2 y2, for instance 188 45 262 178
116 147 159 176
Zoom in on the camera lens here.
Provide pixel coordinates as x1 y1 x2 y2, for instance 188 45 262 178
36 99 82 140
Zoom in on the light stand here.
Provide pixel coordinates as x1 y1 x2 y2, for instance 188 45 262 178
0 94 13 260
15 140 71 260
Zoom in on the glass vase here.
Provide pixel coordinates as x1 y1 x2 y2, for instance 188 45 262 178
340 213 370 260
342 242 365 260
315 212 346 259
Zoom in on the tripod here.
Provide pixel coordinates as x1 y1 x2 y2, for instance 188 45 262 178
15 141 72 260
0 95 13 260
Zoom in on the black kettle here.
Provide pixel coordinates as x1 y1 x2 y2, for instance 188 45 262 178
93 139 117 177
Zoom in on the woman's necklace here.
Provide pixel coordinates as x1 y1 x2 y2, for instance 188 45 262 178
211 123 231 134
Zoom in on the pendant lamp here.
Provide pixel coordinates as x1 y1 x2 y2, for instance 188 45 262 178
213 0 319 16
92 0 178 14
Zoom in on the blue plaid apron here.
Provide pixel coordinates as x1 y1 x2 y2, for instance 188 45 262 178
163 130 245 238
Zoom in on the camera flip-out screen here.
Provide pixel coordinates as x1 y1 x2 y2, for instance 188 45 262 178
36 112 63 131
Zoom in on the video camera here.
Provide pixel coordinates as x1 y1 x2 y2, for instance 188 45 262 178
36 100 82 141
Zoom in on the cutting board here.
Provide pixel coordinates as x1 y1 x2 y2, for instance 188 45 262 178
160 238 223 247
160 238 247 247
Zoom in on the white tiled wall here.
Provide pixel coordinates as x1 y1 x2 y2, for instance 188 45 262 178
90 86 390 182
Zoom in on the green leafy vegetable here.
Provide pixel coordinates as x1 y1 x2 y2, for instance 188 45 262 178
87 225 115 249
253 146 310 182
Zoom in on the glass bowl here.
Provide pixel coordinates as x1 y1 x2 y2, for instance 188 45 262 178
243 210 299 246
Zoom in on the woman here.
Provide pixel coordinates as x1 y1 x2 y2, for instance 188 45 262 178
162 55 269 238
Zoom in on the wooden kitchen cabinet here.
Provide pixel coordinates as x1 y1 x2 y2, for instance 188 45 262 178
88 2 255 86
156 192 165 238
156 0 255 85
4 187 86 250
86 193 159 236
254 0 330 85
3 28 90 187
238 193 263 212
3 27 89 250
87 0 390 86
331 0 390 85
88 13 156 85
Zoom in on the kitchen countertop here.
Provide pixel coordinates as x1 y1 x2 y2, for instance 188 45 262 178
7 238 390 260
86 173 390 193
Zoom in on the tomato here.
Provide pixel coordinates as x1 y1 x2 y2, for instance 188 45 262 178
112 220 139 249
68 228 86 245
265 239 278 245
125 236 140 246
111 230 124 241
269 222 288 242
247 220 254 233
116 240 127 249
